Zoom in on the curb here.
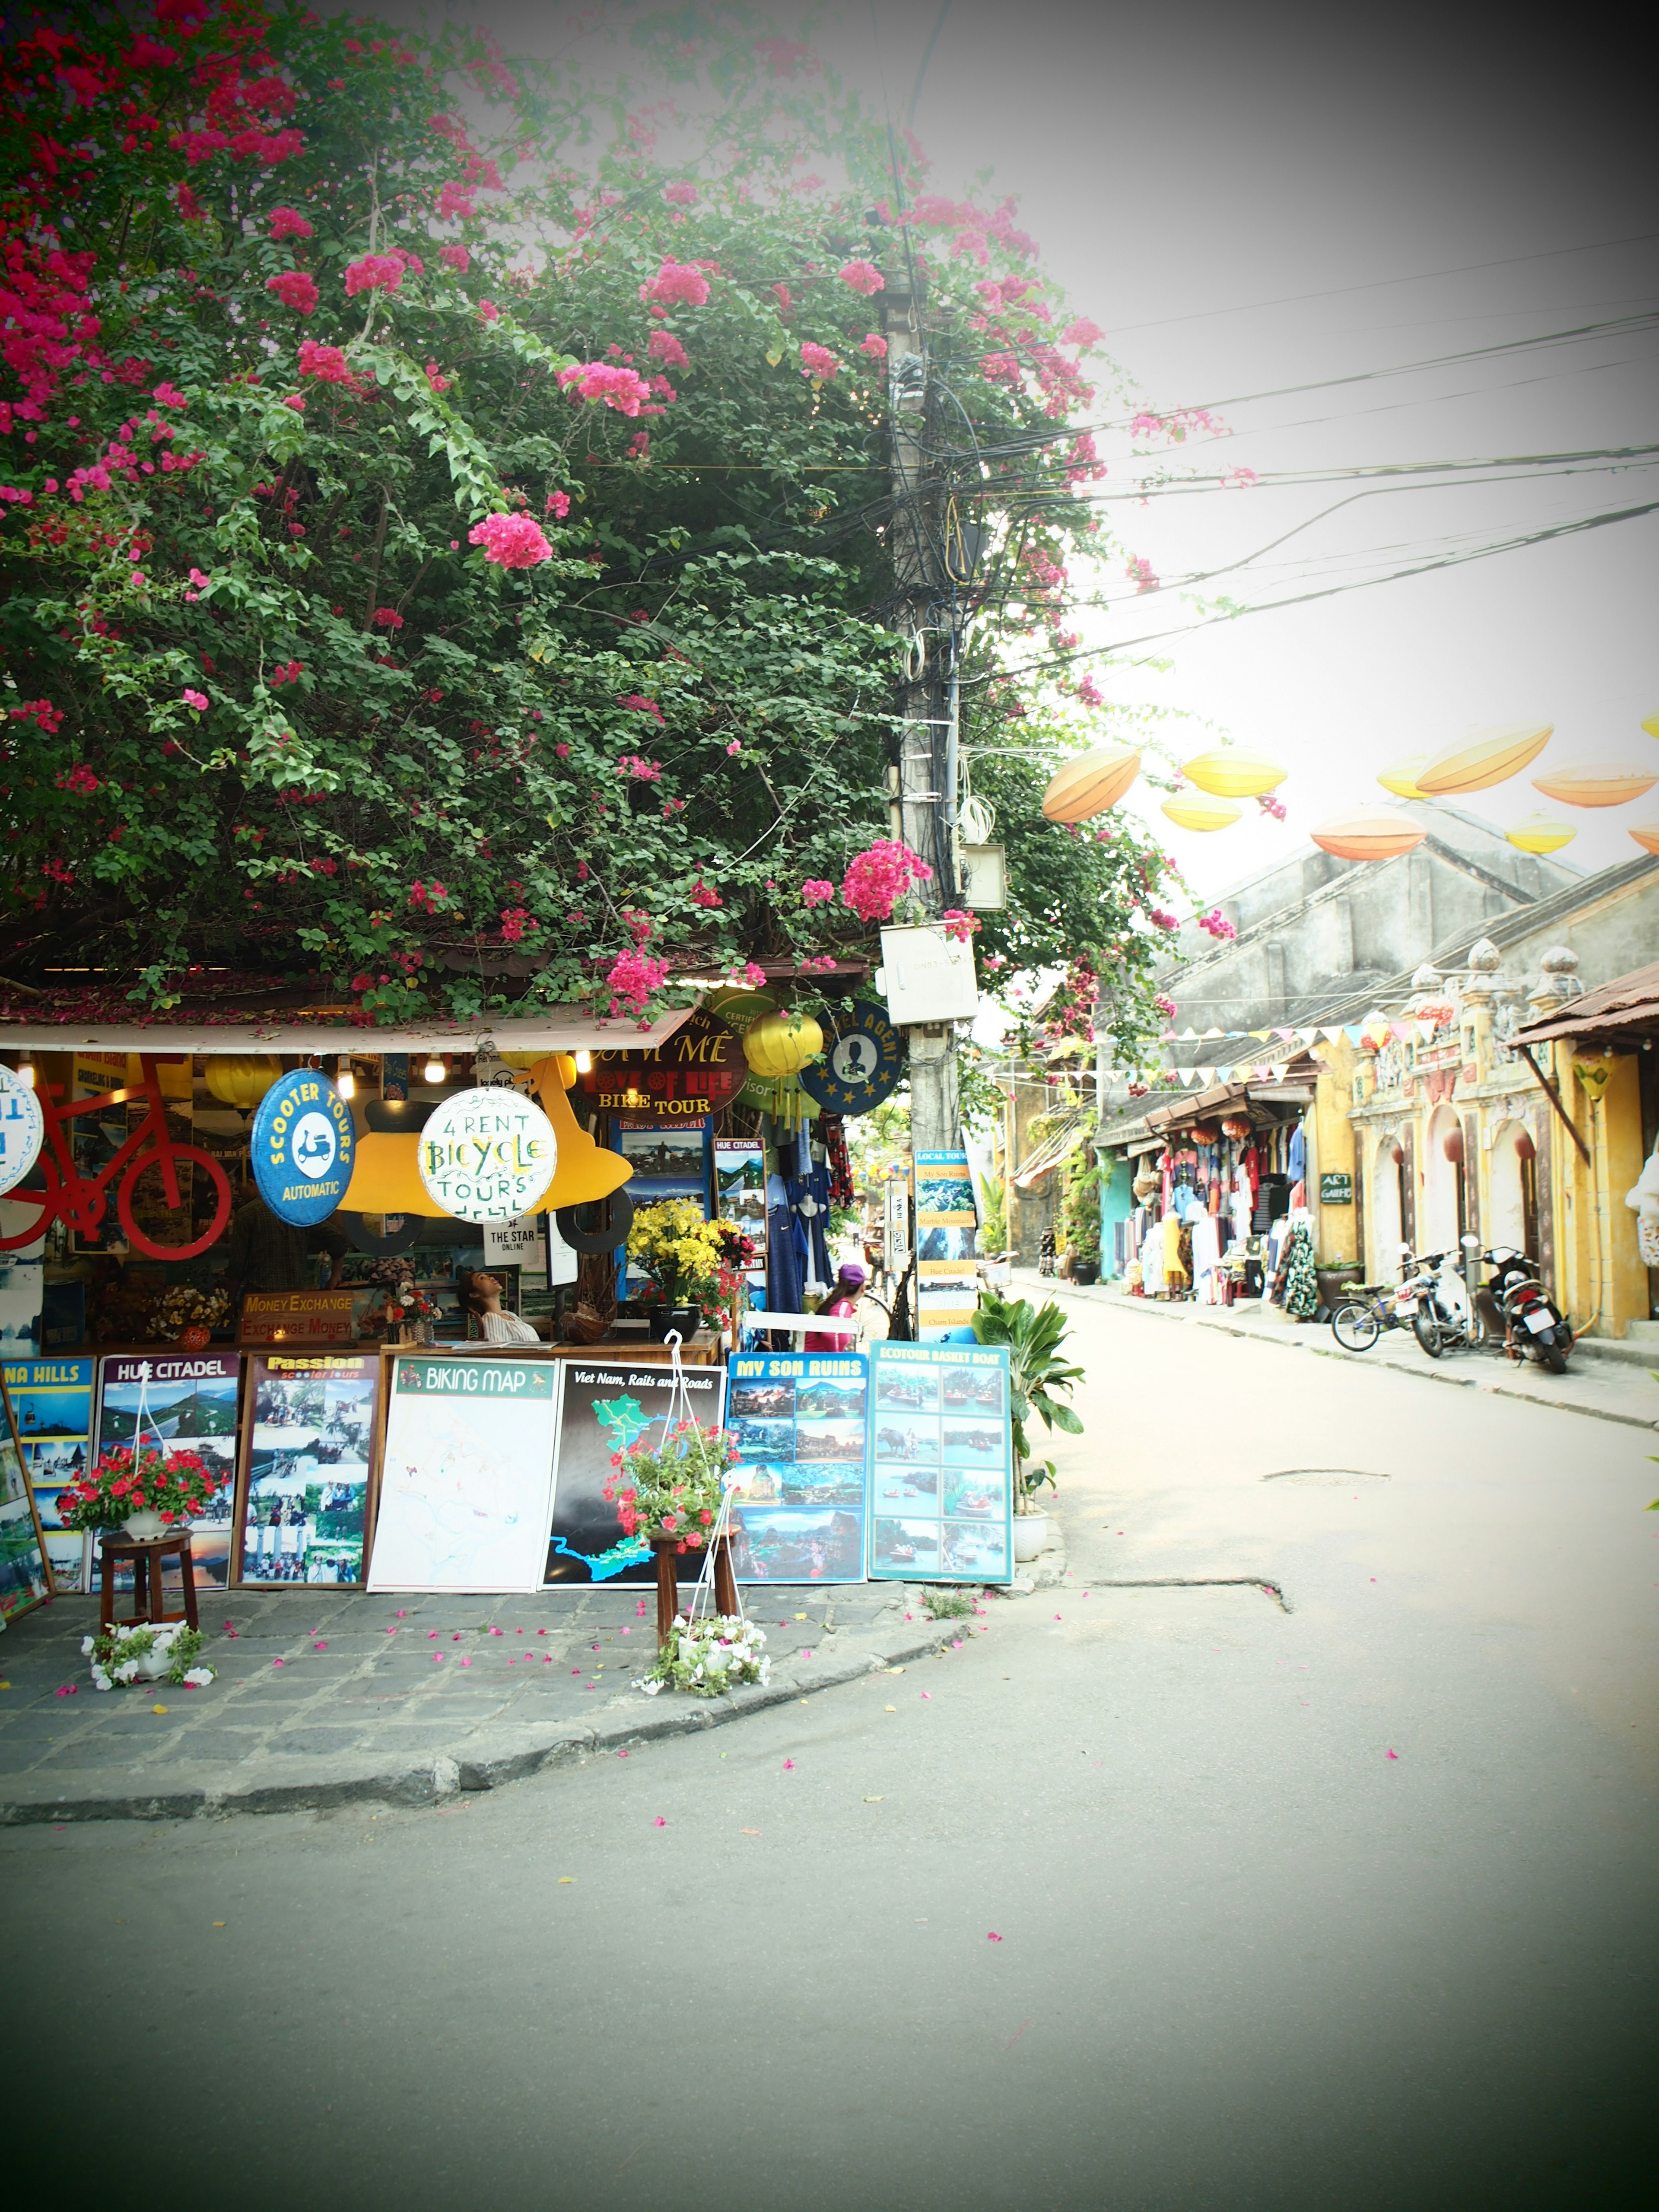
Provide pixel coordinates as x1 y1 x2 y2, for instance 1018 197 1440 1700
0 1622 973 1828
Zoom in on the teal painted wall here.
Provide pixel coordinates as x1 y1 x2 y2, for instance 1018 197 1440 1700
1100 1156 1134 1281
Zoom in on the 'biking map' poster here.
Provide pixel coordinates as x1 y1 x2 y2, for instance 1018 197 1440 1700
372 1354 557 1592
868 1341 1012 1586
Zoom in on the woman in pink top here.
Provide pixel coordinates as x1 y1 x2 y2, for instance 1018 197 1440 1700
805 1262 867 1352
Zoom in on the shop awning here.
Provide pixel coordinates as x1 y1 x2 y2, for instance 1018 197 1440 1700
0 1009 696 1055
1510 959 1659 1047
1013 1107 1095 1188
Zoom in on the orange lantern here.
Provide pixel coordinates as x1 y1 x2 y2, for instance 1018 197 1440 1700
1309 809 1426 861
1629 823 1659 855
1417 721 1552 795
1041 744 1142 823
1531 762 1659 808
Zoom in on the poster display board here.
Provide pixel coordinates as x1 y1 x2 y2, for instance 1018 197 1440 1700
371 1354 558 1592
868 1341 1012 1586
725 1351 868 1583
93 1352 243 1592
0 1374 51 1622
2 1354 95 1592
545 1360 726 1585
913 1149 980 1341
237 1353 378 1586
714 1138 766 1239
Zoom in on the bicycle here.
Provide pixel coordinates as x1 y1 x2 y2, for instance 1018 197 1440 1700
0 1054 232 1260
1328 1282 1406 1353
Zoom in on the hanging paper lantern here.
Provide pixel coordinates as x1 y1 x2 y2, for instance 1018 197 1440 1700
1640 709 1659 740
203 1054 283 1109
1309 810 1426 861
1040 744 1142 823
1377 753 1429 801
1180 747 1287 798
744 1011 824 1077
1531 762 1659 808
1161 792 1240 833
1505 815 1576 855
1628 822 1659 855
1417 721 1553 795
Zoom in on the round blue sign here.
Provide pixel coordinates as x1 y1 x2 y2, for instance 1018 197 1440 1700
251 1070 356 1225
799 1004 904 1116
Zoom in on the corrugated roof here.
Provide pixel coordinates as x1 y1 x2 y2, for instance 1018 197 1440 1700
1512 958 1659 1046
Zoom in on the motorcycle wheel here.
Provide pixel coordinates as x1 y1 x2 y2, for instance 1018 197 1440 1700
1332 1301 1380 1352
1412 1310 1443 1358
1538 1338 1568 1374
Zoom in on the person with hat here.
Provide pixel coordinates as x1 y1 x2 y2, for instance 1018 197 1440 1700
805 1261 867 1353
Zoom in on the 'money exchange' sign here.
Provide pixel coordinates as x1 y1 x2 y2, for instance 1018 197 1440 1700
418 1087 558 1225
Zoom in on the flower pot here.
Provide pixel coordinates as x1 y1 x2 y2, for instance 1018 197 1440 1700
1072 1261 1100 1286
1012 1510 1051 1562
122 1510 168 1542
648 1304 702 1342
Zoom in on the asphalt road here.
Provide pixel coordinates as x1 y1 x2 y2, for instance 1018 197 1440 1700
3 1296 1655 2211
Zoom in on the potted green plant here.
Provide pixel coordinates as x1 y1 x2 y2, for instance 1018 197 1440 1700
1061 1149 1102 1285
970 1291 1085 1560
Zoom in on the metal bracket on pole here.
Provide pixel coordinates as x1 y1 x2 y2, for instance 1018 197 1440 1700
1513 1041 1592 1165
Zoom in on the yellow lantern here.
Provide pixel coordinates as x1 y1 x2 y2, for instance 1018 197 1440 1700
1179 747 1286 798
1417 721 1553 795
1640 709 1659 740
744 1011 823 1077
1532 762 1659 808
1377 754 1429 801
1161 792 1240 833
1309 809 1426 861
1041 744 1142 823
1627 822 1659 855
1504 815 1576 855
203 1054 283 1109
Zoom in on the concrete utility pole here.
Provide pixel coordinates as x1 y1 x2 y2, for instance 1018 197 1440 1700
883 252 963 1156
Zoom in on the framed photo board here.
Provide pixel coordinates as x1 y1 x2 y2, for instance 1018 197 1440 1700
235 1352 381 1586
371 1353 558 1592
868 1341 1012 1585
725 1351 868 1584
2 1354 95 1592
0 1371 52 1623
93 1352 245 1595
545 1358 726 1585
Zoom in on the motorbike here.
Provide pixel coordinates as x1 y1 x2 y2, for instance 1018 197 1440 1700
1478 1245 1574 1373
1396 1247 1482 1358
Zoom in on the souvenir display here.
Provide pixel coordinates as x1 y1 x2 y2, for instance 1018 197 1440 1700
0 1373 51 1621
725 1351 868 1583
238 1353 378 1585
868 1341 1012 1586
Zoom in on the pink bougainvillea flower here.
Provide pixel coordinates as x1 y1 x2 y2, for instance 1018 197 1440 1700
653 1816 667 1827
269 207 313 241
556 361 652 416
725 739 742 755
467 511 552 568
264 269 319 315
343 252 407 297
371 606 404 629
663 181 699 205
859 332 888 358
272 1658 284 1668
181 687 208 711
837 258 884 296
436 181 476 222
841 837 931 921
783 1758 795 1769
545 489 570 518
800 878 835 906
152 382 188 409
1386 1748 1399 1760
296 339 359 387
439 243 470 273
647 329 689 371
477 300 499 324
798 340 839 380
639 260 710 307
986 1931 1004 1943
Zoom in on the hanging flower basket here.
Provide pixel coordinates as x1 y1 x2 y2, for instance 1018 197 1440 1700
55 1446 222 1539
632 1612 769 1698
82 1622 215 1692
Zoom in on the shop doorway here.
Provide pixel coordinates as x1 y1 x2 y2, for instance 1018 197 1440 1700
1422 1103 1462 1255
1370 1141 1403 1277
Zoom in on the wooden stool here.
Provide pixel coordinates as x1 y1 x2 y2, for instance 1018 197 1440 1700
650 1534 740 1647
99 1534 199 1634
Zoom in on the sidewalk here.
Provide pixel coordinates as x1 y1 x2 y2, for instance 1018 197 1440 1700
0 1578 1019 1827
1012 1270 1659 1431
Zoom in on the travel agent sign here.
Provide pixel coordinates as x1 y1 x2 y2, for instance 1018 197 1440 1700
575 1005 744 1120
251 1070 356 1225
800 1003 903 1116
418 1087 557 1225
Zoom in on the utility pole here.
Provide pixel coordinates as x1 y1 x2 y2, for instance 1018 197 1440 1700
883 251 963 1155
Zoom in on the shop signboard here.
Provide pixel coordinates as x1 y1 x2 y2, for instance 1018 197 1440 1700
1 1353 95 1592
913 1148 979 1341
1319 1172 1354 1205
725 1351 869 1583
418 1087 557 1224
799 1004 904 1117
575 1004 744 1120
237 1352 378 1586
238 1289 358 1348
868 1341 1012 1586
0 1063 44 1199
93 1351 243 1592
251 1069 356 1226
0 1375 51 1621
545 1359 726 1585
484 1212 546 1266
371 1354 559 1592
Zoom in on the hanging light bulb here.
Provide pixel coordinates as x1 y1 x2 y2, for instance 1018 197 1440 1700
574 1049 592 1074
423 1054 447 1086
16 1054 35 1090
336 1055 355 1101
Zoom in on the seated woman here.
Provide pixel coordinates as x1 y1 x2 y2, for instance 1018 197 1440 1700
461 1270 542 1344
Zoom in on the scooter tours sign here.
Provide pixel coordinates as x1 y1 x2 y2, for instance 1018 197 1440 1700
251 1070 356 1226
575 1007 744 1121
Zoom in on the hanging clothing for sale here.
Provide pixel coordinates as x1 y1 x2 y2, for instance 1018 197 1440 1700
1190 1213 1221 1302
1281 1222 1319 1319
1288 1120 1307 1185
1140 1219 1165 1296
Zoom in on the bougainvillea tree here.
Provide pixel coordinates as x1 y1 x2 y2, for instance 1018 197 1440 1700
0 1 1181 1056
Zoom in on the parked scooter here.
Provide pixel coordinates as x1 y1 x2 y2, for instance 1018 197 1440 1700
1475 1246 1574 1373
1396 1245 1482 1358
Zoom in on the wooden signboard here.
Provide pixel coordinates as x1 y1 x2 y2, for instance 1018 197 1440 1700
1319 1172 1354 1205
575 1005 744 1121
238 1289 358 1348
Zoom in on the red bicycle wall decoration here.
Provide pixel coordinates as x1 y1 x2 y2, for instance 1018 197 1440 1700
0 1055 232 1259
